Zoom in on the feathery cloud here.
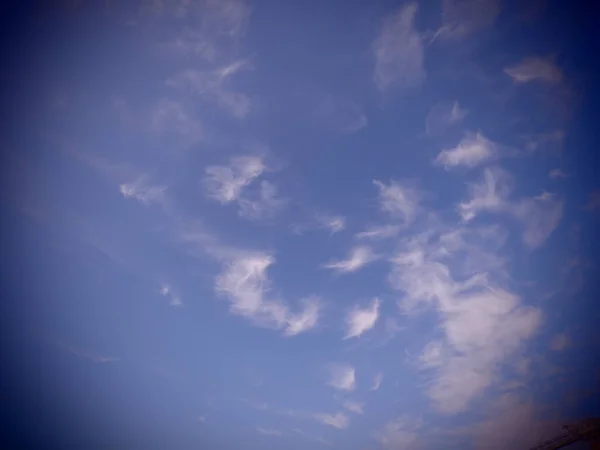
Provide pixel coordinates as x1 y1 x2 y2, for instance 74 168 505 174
371 373 383 391
215 252 321 335
166 60 252 118
328 364 356 391
315 95 368 134
355 224 400 240
149 98 203 142
238 180 287 221
323 246 379 274
257 428 283 436
313 412 349 429
377 416 421 450
504 56 563 85
389 231 541 413
433 0 501 41
425 101 467 136
120 176 167 206
549 169 570 179
373 3 424 91
345 298 381 339
343 401 364 414
204 155 265 204
435 132 497 169
374 179 420 224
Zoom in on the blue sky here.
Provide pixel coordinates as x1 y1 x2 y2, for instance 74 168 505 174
1 0 600 449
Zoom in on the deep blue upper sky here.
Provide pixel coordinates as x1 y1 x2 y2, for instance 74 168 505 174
1 0 599 449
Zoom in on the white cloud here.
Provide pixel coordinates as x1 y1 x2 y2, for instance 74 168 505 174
373 3 424 91
355 224 400 240
166 61 252 118
435 132 497 169
343 401 364 414
344 298 381 339
215 252 321 335
204 155 265 203
371 373 383 391
317 215 346 234
433 0 501 41
159 283 183 307
374 179 420 224
238 180 287 221
257 428 283 436
313 412 349 429
549 169 570 179
425 101 467 136
323 246 379 274
504 57 563 85
120 175 167 206
328 364 356 391
550 333 570 351
458 168 564 247
389 230 541 414
377 416 421 450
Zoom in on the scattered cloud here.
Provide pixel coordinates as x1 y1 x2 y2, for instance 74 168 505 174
159 282 183 307
433 0 501 41
549 169 570 179
204 155 266 204
458 167 563 248
425 101 467 136
389 229 541 413
373 3 425 91
371 372 383 391
120 175 167 206
256 427 283 436
313 412 349 429
238 180 287 221
327 364 356 391
435 132 497 169
374 179 420 224
344 298 381 339
215 252 321 335
317 215 346 234
550 333 570 351
166 61 252 118
377 416 421 450
323 246 379 274
355 224 401 240
343 401 364 414
504 56 563 85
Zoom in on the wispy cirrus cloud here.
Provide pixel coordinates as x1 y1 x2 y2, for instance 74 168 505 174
344 297 381 339
377 416 421 450
159 282 182 307
504 56 563 85
435 132 498 169
166 60 252 118
433 0 501 41
313 412 349 429
256 427 283 436
238 180 287 221
549 168 570 179
389 229 541 414
327 364 356 391
204 155 266 204
149 98 204 143
343 401 364 414
371 372 383 391
355 224 401 240
315 94 368 134
120 175 167 206
323 246 379 274
458 167 564 248
374 179 420 224
292 214 346 235
215 252 321 336
373 2 424 92
425 101 467 136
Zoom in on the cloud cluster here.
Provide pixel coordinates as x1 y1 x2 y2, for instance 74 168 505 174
215 253 320 336
373 3 425 91
389 229 542 413
459 167 564 248
204 155 285 220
